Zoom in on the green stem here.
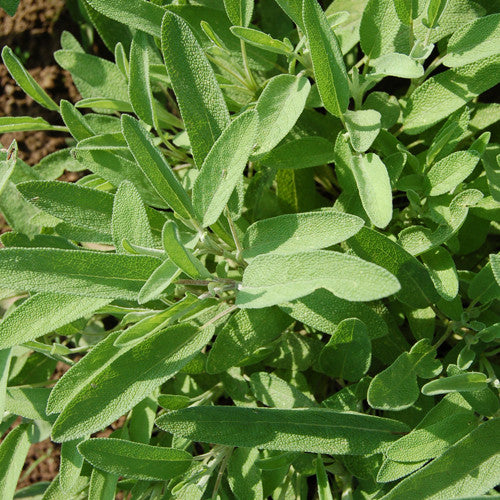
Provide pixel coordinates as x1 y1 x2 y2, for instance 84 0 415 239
240 39 258 91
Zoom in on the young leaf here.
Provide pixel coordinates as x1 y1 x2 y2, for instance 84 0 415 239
112 180 154 253
162 221 211 279
0 349 10 419
242 209 364 259
381 419 500 500
344 110 382 153
89 467 118 500
349 227 440 308
121 115 195 219
253 74 310 156
0 116 67 133
393 0 420 25
318 318 371 382
443 14 500 67
1 46 59 111
421 247 459 301
156 406 409 455
78 439 192 481
236 250 400 308
230 26 292 55
206 307 292 373
137 259 180 304
316 454 334 500
421 373 488 396
0 293 109 349
302 0 349 118
60 100 95 141
192 109 258 227
350 153 393 228
370 53 424 79
228 448 264 500
161 11 230 167
223 0 254 27
0 248 160 300
51 324 214 442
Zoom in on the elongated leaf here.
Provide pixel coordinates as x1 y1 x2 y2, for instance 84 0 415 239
0 293 108 349
112 181 154 253
60 100 95 141
253 74 310 156
193 110 258 227
421 247 459 301
161 11 230 167
0 116 67 133
0 349 10 419
230 26 292 55
156 406 409 455
350 153 392 228
89 467 118 500
236 250 400 308
78 439 192 481
404 55 500 134
51 324 214 441
0 248 160 300
381 418 500 500
0 142 17 197
318 318 371 382
370 53 424 78
18 180 114 236
316 454 334 500
138 259 180 304
60 438 85 493
344 110 381 153
207 307 291 373
228 448 263 500
393 0 420 25
443 14 500 67
121 115 195 219
0 423 33 499
242 209 364 259
2 46 59 111
421 372 488 396
85 0 164 37
223 0 254 26
303 0 349 118
348 227 439 308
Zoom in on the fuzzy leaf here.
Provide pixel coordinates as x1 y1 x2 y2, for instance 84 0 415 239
421 373 488 396
370 53 424 78
230 26 292 55
344 110 382 153
421 247 459 301
228 448 263 500
223 0 254 26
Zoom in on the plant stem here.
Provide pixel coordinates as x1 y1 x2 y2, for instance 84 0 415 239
240 39 257 91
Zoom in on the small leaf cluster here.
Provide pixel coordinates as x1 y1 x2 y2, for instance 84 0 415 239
0 0 499 498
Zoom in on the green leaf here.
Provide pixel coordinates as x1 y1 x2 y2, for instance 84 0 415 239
78 439 192 481
0 423 33 499
1 46 59 111
128 31 154 126
5 387 53 421
0 116 67 133
403 55 500 134
121 115 195 219
51 324 214 442
223 0 254 26
89 467 118 500
54 50 129 102
443 14 500 67
423 0 448 29
421 247 459 301
344 110 381 153
60 100 95 141
228 448 264 500
0 248 160 300
349 227 440 308
60 438 85 493
377 458 428 483
162 221 211 279
302 0 349 118
367 353 419 410
250 372 317 408
316 454 334 500
393 0 420 25
421 373 488 396
253 74 310 156
427 150 481 196
242 209 364 259
112 181 154 253
230 26 292 55
370 53 424 78
206 307 291 373
408 339 442 379
0 349 10 420
236 250 400 308
192 110 258 227
0 142 17 197
0 293 109 349
318 318 371 382
281 289 389 340
18 180 114 238
138 259 180 304
381 418 500 500
0 0 20 16
156 406 409 455
491 253 500 286
161 11 230 168
85 0 164 37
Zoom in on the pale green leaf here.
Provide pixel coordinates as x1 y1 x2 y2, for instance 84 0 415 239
344 110 381 153
242 208 364 259
156 406 409 455
78 439 192 481
421 247 459 301
60 100 95 141
228 448 263 500
0 349 10 419
138 259 180 304
223 0 254 26
230 26 292 55
0 116 67 133
421 372 488 396
370 53 424 78
236 250 400 308
60 438 85 493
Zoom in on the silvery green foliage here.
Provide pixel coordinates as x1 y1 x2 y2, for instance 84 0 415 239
0 0 499 498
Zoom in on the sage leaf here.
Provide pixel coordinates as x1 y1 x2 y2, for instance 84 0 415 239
370 53 424 79
236 250 400 308
228 448 264 500
156 406 409 455
421 372 488 396
78 439 192 481
230 26 292 55
344 110 382 153
161 11 230 167
302 0 349 118
60 438 85 493
421 247 459 301
0 116 67 133
192 109 258 227
223 0 254 27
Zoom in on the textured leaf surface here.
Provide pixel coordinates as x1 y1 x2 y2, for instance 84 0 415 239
344 110 381 153
156 406 409 455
